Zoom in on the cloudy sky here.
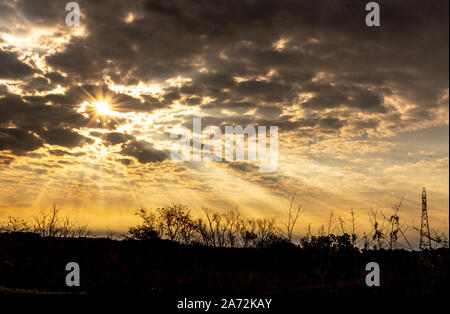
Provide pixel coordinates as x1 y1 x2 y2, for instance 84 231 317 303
0 0 448 236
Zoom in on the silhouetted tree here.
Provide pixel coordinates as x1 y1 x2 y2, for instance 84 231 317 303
349 208 358 247
254 218 280 247
367 208 388 249
238 218 257 248
0 216 30 233
279 193 303 241
128 208 160 240
381 197 412 250
33 204 89 238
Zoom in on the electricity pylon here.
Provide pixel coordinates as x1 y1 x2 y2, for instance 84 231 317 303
419 187 432 250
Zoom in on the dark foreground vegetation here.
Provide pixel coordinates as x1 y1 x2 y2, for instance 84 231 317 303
0 200 448 295
0 232 448 295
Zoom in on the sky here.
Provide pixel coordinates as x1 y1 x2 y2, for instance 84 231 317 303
0 0 448 239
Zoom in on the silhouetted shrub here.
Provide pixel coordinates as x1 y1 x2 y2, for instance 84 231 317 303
300 234 356 251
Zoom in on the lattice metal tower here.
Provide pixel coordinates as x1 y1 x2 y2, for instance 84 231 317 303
419 187 432 250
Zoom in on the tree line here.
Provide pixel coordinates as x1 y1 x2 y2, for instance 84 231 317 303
127 196 449 250
1 195 448 250
0 205 89 238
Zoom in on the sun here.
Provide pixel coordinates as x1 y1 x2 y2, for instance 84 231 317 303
92 101 112 115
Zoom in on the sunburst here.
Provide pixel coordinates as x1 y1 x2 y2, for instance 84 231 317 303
92 100 112 115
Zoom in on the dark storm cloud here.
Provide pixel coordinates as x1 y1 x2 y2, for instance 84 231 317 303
120 140 169 163
24 77 53 93
0 91 94 153
0 49 36 79
0 93 87 131
117 158 133 166
300 83 387 113
201 100 257 116
103 132 135 145
48 149 85 157
1 0 448 142
256 106 283 118
15 0 65 26
179 112 346 136
0 127 43 154
37 128 94 148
